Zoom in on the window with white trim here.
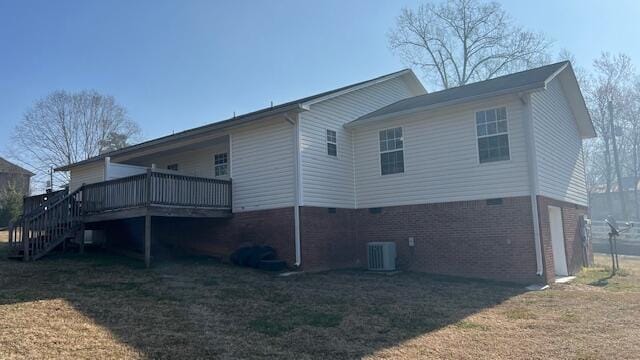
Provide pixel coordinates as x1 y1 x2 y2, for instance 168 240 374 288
379 127 404 175
476 107 510 163
326 129 337 157
214 153 228 177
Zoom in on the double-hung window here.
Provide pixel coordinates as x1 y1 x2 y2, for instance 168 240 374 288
379 127 404 175
214 153 228 177
476 107 510 163
327 129 337 157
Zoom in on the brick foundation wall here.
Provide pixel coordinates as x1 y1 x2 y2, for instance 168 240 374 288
97 197 589 284
300 197 542 283
149 207 297 265
537 196 590 283
299 207 359 271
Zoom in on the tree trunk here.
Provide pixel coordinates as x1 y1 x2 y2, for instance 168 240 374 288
634 133 640 220
609 101 628 220
603 135 613 215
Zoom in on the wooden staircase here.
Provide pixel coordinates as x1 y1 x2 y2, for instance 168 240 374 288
7 187 84 261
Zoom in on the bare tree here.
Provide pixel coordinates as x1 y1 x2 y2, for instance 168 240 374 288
585 53 635 218
11 90 140 187
389 0 551 89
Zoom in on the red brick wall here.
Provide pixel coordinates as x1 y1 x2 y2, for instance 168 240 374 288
103 197 588 284
537 196 590 283
153 207 296 265
299 207 359 270
300 197 542 283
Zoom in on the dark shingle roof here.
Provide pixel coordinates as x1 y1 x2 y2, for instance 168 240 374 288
0 157 34 176
350 61 569 125
57 69 415 171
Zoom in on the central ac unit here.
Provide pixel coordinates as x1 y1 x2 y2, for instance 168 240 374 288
367 242 397 271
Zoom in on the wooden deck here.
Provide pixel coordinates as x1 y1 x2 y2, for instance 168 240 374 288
81 169 232 222
9 170 232 266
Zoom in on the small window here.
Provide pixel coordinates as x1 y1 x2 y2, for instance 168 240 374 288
167 164 178 171
476 107 510 163
327 129 337 156
379 127 404 175
214 153 228 177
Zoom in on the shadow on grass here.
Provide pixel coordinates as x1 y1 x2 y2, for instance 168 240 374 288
0 243 526 359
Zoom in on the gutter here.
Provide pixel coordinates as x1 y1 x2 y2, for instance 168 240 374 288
521 92 544 277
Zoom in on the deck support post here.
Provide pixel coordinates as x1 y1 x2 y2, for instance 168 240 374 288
145 214 151 268
78 223 85 254
22 220 29 262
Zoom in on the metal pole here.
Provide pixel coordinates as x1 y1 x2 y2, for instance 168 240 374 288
613 237 620 271
609 233 616 275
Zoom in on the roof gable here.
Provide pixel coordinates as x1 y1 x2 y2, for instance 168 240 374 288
0 157 34 176
346 61 596 139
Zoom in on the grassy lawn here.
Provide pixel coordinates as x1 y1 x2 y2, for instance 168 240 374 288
1 232 639 359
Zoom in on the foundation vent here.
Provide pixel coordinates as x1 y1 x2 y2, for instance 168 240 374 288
367 242 396 271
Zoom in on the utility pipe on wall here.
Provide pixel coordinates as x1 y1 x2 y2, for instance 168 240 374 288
285 114 302 267
521 92 544 277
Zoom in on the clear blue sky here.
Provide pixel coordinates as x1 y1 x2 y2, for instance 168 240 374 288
1 0 639 168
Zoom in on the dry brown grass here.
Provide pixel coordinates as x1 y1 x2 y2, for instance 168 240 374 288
1 236 639 359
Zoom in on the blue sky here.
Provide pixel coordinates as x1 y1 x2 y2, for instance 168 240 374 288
1 0 639 169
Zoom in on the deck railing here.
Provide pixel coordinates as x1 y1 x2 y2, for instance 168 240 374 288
9 186 84 260
82 169 232 213
22 189 67 216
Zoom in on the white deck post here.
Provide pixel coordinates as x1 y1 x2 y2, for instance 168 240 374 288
104 157 111 181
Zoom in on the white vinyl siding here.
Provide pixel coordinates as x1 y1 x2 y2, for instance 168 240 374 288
69 163 104 191
133 141 229 179
532 78 588 206
353 95 530 208
299 76 416 208
229 116 295 212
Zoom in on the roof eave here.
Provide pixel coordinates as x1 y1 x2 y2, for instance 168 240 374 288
345 82 545 128
55 103 308 172
555 63 597 139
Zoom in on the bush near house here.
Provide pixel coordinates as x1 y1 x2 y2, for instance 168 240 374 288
0 183 22 228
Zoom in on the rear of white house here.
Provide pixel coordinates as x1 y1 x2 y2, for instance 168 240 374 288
44 62 594 284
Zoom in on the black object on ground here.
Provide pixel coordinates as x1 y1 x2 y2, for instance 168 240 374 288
230 245 280 269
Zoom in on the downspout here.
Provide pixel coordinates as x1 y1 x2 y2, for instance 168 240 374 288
522 93 544 277
285 114 302 267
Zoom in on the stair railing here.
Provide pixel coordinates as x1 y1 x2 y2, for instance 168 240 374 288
9 186 84 260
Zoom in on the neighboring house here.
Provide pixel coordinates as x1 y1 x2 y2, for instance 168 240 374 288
11 62 595 284
0 157 32 197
